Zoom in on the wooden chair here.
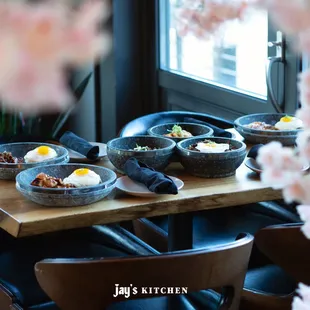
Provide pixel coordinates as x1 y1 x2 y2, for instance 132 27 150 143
241 223 309 310
35 233 253 310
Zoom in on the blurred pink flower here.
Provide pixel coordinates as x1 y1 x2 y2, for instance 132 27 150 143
298 70 310 108
175 0 248 38
297 206 310 240
296 130 310 161
283 177 310 204
256 0 310 34
257 142 304 189
293 283 310 310
0 0 111 114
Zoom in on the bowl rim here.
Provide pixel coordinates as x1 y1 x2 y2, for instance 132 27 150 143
0 142 69 167
234 113 302 133
106 135 176 153
235 127 298 138
176 137 247 155
15 163 117 194
147 122 214 138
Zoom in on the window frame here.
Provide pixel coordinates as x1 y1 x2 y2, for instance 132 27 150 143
158 0 301 116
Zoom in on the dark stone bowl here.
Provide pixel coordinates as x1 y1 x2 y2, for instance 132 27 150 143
234 113 302 145
177 137 247 178
16 164 117 207
107 136 176 173
148 122 214 143
0 143 69 180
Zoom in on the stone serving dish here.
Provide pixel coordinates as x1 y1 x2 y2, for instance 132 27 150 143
16 164 117 207
0 143 69 180
234 113 302 146
107 136 176 173
147 122 214 142
177 137 247 178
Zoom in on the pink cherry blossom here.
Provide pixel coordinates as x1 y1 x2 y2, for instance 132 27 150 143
0 0 111 114
175 0 248 38
293 283 310 310
257 142 304 189
296 130 310 161
283 177 310 204
297 206 310 240
299 70 310 108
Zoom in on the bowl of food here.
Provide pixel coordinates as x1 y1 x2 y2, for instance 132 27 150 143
234 113 303 145
177 137 246 178
148 122 214 142
16 164 117 206
107 136 176 173
0 143 69 180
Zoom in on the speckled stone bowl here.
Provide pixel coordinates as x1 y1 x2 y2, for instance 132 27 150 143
234 113 302 146
107 136 176 173
148 122 214 143
16 164 117 207
177 137 246 178
0 143 69 180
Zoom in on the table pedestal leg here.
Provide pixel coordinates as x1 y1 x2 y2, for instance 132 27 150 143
168 213 193 251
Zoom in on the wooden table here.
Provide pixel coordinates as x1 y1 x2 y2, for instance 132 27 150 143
0 157 282 239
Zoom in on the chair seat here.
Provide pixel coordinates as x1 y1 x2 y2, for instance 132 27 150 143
0 225 157 309
244 265 296 295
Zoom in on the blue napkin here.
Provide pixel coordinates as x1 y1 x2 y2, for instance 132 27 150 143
59 131 99 160
183 117 233 138
247 144 264 160
124 158 178 194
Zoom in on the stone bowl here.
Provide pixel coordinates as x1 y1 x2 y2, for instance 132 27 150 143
234 113 302 146
107 135 176 173
177 137 247 178
16 164 117 207
147 122 214 143
0 143 69 180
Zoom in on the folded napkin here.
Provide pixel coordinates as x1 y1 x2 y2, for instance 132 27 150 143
124 158 178 194
247 144 264 160
59 131 99 160
183 117 233 138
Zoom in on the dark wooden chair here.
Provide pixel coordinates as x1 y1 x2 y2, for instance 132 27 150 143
34 233 253 310
240 223 309 310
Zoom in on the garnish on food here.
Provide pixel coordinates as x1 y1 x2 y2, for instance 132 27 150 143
165 124 193 138
133 144 155 151
245 116 303 131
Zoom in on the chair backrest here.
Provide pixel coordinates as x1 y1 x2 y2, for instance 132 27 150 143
119 111 234 137
255 223 310 284
35 233 253 310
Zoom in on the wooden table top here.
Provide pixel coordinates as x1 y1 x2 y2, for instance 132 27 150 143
0 131 283 238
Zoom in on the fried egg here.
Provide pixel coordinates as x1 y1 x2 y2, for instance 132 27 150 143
24 146 57 163
195 141 230 153
63 168 101 188
275 116 303 130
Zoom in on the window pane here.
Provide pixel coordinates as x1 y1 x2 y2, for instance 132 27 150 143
161 0 268 99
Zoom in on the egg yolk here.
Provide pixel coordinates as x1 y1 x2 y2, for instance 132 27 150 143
37 146 50 155
280 116 293 123
74 168 90 176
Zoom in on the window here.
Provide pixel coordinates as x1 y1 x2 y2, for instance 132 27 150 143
159 0 300 118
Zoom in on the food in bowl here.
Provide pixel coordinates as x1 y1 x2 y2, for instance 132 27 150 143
164 124 193 138
245 116 303 131
187 139 237 153
274 115 303 130
24 146 57 163
63 168 102 187
31 168 102 188
31 173 76 188
0 152 23 164
132 144 157 151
